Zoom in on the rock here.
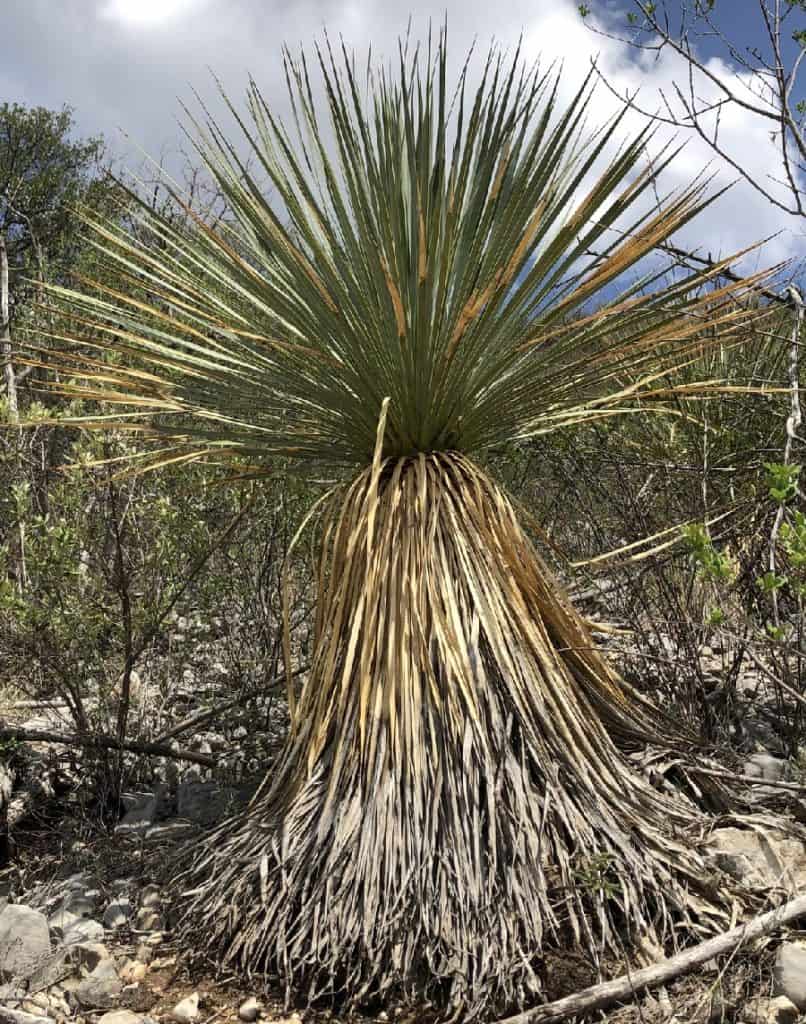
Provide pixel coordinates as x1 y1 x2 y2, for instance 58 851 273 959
20 1001 46 1016
48 908 81 938
168 993 199 1023
0 905 51 981
744 753 787 782
774 942 806 1010
139 886 161 909
134 908 164 932
0 1009 52 1024
238 997 262 1022
61 919 105 945
232 726 248 741
119 959 148 984
708 828 806 893
97 1012 147 1024
102 900 132 929
62 872 101 895
134 944 153 964
115 796 158 835
75 959 122 1008
25 948 77 992
61 895 96 919
69 942 110 969
742 995 800 1024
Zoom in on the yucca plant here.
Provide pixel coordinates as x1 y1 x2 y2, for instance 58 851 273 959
36 35 777 1019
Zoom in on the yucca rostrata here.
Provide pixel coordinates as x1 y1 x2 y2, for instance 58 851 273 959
42 36 775 1019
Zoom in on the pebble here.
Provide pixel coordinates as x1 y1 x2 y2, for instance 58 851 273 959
238 997 262 1022
169 992 200 1023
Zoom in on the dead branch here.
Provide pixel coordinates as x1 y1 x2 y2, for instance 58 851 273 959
0 726 216 768
496 893 806 1023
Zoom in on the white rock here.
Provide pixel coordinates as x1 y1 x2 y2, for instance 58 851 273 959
169 993 200 1023
774 942 806 1010
134 908 164 932
49 908 81 937
0 1009 51 1024
139 885 161 909
232 726 248 741
97 1012 147 1024
0 904 51 980
708 828 806 892
75 958 122 1008
238 997 262 1022
744 753 787 782
69 941 110 969
62 919 105 945
119 958 148 983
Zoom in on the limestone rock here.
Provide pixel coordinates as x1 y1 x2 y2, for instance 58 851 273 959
238 997 262 1022
773 942 806 1010
744 752 787 783
61 919 105 945
708 828 806 892
97 1012 147 1024
75 959 122 1008
48 908 81 938
168 993 199 1023
0 905 51 981
134 908 164 932
0 1009 52 1024
139 886 161 910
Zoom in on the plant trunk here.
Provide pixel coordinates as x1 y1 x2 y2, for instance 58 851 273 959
178 453 717 1020
0 232 17 422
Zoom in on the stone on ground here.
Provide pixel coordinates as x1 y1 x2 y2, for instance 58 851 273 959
75 958 122 1008
169 992 200 1023
773 942 806 1011
238 996 262 1021
0 905 51 981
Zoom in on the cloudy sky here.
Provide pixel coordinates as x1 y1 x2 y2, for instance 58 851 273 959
2 0 804 273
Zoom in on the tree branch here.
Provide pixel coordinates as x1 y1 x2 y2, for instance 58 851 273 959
496 893 806 1023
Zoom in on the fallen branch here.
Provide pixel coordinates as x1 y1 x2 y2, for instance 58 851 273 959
496 894 806 1024
0 726 216 768
694 767 806 793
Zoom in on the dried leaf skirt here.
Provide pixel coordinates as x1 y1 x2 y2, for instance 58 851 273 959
178 453 713 1019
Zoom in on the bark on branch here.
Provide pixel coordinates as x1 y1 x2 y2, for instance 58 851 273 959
0 726 217 768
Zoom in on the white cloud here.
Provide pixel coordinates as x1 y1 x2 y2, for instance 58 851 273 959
99 0 208 27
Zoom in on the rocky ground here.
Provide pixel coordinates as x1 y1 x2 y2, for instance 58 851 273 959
6 600 806 1023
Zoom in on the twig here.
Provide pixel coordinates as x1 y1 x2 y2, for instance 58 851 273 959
495 893 806 1023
